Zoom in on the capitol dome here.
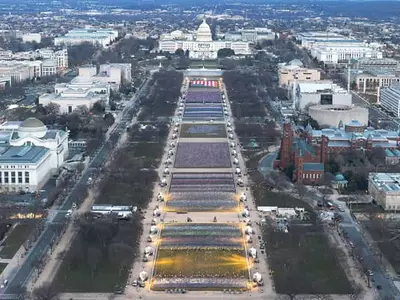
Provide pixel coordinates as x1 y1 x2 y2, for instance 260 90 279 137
18 117 48 138
196 18 212 42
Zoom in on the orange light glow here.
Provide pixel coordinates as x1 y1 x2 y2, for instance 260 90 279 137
10 213 44 219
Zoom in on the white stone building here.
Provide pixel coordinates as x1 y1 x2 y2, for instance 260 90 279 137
297 32 383 64
311 45 383 65
369 173 400 211
0 117 68 192
22 33 42 43
225 27 276 42
39 74 110 114
308 105 369 128
289 80 352 111
39 89 107 114
0 62 33 83
41 59 57 77
54 28 119 47
159 18 251 59
380 85 400 117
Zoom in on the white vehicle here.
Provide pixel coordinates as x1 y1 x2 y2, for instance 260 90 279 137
91 205 134 219
227 121 232 127
172 134 177 139
235 168 241 175
230 142 235 148
159 178 167 187
233 158 239 165
168 150 174 156
229 134 234 139
227 128 233 133
249 247 257 258
163 168 170 175
170 142 175 148
232 150 237 156
1 279 8 289
240 193 247 201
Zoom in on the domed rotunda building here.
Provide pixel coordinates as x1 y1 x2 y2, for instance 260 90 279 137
0 117 68 192
159 17 251 59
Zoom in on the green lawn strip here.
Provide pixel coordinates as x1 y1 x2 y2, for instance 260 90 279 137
0 263 7 274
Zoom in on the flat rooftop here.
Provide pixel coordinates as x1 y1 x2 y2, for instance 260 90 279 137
0 146 49 164
369 173 400 193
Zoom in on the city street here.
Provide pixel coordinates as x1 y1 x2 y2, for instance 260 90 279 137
331 197 400 299
0 79 149 298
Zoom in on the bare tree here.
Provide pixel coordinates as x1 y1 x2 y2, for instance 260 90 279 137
295 183 308 201
45 103 60 115
32 281 59 300
76 163 85 174
73 105 89 115
322 172 335 186
87 247 102 278
347 282 363 300
108 242 134 276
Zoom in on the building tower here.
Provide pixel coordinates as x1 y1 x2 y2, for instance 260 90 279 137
320 135 329 163
279 122 293 169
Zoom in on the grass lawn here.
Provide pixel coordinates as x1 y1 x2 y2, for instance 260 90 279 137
130 142 164 159
0 263 7 274
56 257 130 292
263 225 352 294
0 224 33 259
254 189 314 211
154 248 248 278
179 124 227 138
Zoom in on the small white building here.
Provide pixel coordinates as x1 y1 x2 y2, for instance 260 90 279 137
0 117 68 192
77 65 129 88
22 33 42 44
99 63 132 84
290 80 352 111
39 88 108 114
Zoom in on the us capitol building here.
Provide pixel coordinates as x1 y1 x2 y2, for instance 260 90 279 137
158 18 251 59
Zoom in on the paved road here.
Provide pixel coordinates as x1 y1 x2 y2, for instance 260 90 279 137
1 79 149 297
351 92 399 129
333 200 400 299
258 152 277 175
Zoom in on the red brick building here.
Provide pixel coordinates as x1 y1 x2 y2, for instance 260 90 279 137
274 122 325 184
275 120 400 184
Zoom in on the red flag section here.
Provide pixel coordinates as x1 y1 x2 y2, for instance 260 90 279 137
189 80 219 88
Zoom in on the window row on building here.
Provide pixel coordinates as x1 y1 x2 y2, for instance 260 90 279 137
0 171 30 184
